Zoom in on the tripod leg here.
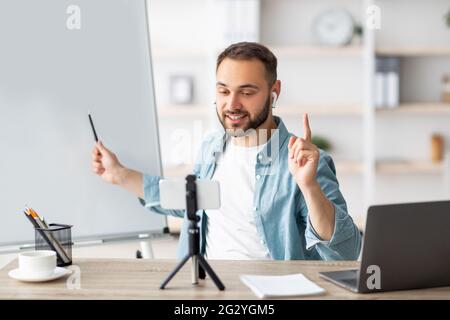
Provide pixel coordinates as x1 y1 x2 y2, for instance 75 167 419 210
199 264 205 280
198 255 225 291
160 254 190 289
191 255 199 284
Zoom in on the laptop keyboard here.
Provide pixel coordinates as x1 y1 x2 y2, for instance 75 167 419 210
340 277 358 288
320 269 359 290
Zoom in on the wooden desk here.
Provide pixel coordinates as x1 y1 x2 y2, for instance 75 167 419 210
1 258 449 299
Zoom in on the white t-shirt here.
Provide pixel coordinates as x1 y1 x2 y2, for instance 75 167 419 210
205 138 271 260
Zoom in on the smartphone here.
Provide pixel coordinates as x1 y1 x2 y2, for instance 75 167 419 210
159 179 221 210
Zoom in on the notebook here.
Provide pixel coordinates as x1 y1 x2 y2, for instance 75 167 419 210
240 273 326 298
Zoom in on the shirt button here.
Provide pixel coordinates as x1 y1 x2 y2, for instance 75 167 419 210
268 157 272 162
258 154 263 160
253 206 257 211
256 174 261 180
260 239 265 245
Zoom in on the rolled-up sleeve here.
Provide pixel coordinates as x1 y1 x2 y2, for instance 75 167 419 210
303 151 362 260
137 132 214 218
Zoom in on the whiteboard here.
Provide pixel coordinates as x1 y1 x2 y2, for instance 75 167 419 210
0 0 167 247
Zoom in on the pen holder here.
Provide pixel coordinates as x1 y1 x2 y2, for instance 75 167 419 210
35 223 73 267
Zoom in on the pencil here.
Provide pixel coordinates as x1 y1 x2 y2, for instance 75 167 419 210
25 207 37 219
23 210 40 228
28 207 49 229
88 113 99 142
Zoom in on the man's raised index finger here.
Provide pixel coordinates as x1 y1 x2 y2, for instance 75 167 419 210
303 113 311 142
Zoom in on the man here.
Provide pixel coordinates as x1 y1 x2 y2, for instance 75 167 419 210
91 42 361 261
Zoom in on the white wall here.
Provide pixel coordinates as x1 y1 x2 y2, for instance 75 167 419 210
375 0 450 47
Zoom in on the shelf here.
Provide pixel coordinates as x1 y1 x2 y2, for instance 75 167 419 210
376 46 450 57
376 160 444 174
376 103 450 115
157 105 211 117
335 161 364 174
275 104 362 116
270 45 364 57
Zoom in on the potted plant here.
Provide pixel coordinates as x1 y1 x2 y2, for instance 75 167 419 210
353 23 363 45
311 135 332 151
445 9 450 28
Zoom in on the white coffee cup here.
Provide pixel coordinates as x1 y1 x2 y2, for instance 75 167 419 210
18 250 57 278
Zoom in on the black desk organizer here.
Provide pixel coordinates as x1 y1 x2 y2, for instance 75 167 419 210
35 223 73 267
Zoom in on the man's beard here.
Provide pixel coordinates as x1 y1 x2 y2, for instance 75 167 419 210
216 95 271 137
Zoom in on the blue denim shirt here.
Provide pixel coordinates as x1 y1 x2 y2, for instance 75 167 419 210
141 116 361 260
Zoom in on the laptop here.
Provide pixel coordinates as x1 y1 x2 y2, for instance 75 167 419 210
319 200 450 293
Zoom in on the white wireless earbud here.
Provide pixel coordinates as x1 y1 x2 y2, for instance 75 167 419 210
271 92 278 108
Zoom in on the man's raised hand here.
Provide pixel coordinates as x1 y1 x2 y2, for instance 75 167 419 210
287 113 320 189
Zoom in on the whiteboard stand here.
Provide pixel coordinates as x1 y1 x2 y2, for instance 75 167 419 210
138 240 154 259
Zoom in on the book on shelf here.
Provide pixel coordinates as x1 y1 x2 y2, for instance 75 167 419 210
375 57 400 109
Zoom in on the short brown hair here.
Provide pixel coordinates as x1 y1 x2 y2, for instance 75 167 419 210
216 42 277 87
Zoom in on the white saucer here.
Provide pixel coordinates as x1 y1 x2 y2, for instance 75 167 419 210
8 267 71 282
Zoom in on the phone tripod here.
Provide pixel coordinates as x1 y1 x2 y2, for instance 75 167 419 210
160 175 225 291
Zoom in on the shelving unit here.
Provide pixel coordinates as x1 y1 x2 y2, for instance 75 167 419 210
368 0 450 214
376 160 444 174
376 103 450 115
376 46 450 57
